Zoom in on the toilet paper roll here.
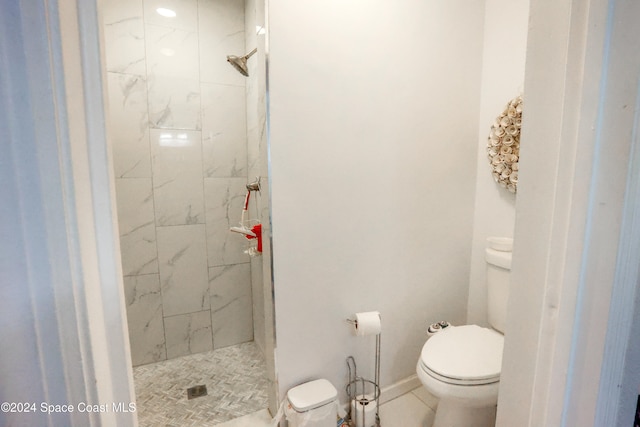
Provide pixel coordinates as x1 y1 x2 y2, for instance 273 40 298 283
353 312 381 336
351 395 377 427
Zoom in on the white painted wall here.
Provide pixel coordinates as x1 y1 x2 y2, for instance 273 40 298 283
496 0 640 425
1 1 136 425
467 0 530 326
268 0 485 401
496 0 594 420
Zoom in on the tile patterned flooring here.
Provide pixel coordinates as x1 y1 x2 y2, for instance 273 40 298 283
133 341 268 426
133 340 437 427
378 387 437 427
216 386 438 427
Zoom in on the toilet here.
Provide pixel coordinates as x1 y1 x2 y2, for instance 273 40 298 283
416 237 512 427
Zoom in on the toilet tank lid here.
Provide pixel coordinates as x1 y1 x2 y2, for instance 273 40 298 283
287 379 337 412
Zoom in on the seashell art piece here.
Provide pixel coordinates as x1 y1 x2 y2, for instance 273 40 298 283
487 95 523 193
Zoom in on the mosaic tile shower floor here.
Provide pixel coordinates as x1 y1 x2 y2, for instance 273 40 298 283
133 341 269 427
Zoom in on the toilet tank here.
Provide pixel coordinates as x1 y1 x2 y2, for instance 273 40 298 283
485 238 513 334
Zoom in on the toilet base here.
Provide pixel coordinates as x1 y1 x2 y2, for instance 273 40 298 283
432 398 496 427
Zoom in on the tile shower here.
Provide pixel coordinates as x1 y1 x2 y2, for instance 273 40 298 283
103 0 266 367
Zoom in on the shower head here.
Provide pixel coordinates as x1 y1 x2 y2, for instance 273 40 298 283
226 48 257 76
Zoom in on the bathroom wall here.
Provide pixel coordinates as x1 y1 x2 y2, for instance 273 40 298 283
268 0 484 400
467 0 530 326
102 0 257 366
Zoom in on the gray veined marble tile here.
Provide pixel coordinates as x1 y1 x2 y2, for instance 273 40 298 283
107 73 152 178
143 0 198 32
246 107 264 182
102 0 147 76
164 310 213 359
123 274 166 366
215 409 271 427
147 74 202 130
156 224 210 317
246 69 261 179
150 129 205 226
205 178 250 266
250 254 265 354
145 23 199 80
209 263 253 349
198 0 246 86
115 178 159 275
201 83 248 178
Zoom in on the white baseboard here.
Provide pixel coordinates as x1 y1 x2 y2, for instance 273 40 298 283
379 375 422 405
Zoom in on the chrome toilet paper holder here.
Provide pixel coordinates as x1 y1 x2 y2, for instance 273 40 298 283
345 313 381 426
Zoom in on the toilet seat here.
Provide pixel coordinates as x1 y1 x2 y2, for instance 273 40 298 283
419 362 499 385
419 325 503 386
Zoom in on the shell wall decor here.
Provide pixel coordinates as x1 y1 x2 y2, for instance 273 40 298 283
487 95 522 193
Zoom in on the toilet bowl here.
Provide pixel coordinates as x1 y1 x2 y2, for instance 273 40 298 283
417 325 503 426
416 238 512 427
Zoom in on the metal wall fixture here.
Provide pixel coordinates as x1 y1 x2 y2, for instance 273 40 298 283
226 48 257 76
246 176 261 192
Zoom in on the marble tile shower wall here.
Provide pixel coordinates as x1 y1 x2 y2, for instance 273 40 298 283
103 0 254 366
